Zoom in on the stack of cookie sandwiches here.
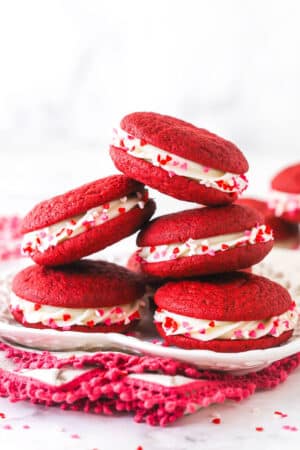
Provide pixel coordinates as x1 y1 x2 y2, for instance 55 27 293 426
11 176 156 333
10 111 298 353
111 112 298 352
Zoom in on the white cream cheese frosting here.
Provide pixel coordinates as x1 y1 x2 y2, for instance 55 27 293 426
268 190 300 217
10 293 143 329
112 127 248 194
22 192 146 256
154 303 298 341
137 224 273 263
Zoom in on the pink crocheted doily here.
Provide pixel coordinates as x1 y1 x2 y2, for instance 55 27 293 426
0 342 299 426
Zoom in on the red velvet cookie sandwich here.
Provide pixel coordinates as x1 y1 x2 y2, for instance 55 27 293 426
237 197 300 249
21 175 156 266
136 204 274 278
110 112 249 206
154 272 298 352
10 260 145 333
269 163 300 223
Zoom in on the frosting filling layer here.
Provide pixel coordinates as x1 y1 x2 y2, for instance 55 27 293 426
138 224 273 263
268 190 300 217
22 192 147 256
10 293 143 329
154 303 298 341
112 127 248 194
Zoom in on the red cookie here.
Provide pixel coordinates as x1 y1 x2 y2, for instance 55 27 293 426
110 112 249 206
237 197 299 248
21 175 156 266
137 205 273 278
11 260 145 333
154 272 297 352
269 163 300 223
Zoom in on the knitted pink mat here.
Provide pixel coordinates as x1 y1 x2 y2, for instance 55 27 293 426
0 215 299 426
0 342 299 426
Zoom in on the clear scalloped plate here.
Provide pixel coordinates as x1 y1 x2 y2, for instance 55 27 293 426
0 248 299 374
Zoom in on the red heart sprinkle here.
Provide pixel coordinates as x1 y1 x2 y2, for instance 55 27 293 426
34 304 41 311
164 317 178 332
87 320 95 327
150 246 156 253
103 203 110 210
118 207 126 214
0 413 6 419
173 247 180 254
66 229 73 236
209 321 215 327
63 314 71 321
201 245 209 252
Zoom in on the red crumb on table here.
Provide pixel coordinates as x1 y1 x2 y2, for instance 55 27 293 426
211 417 221 424
70 434 80 439
282 425 298 432
255 427 264 432
274 410 288 418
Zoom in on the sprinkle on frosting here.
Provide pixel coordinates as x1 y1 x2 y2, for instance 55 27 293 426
112 127 248 194
10 293 144 329
137 224 274 264
21 191 148 256
268 190 300 217
154 303 298 341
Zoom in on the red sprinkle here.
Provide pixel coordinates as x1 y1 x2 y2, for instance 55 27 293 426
256 427 264 432
209 321 215 328
87 320 95 328
274 410 288 418
34 304 41 311
118 207 126 214
70 434 80 439
164 317 178 333
63 314 71 322
282 425 298 432
0 413 5 419
173 247 180 255
211 417 221 424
